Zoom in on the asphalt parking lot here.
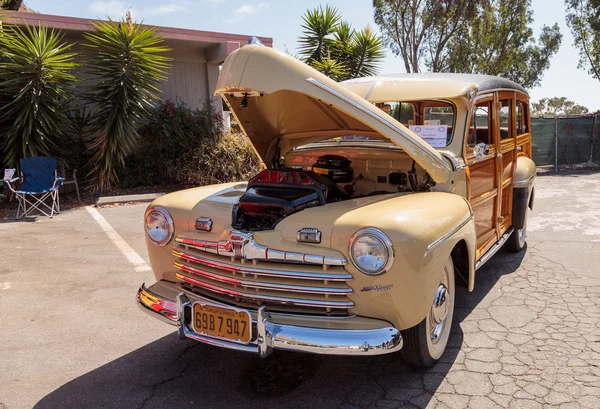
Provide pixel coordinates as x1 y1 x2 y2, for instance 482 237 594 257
2 171 600 409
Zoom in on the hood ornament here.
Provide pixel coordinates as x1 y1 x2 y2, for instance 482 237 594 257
229 230 252 259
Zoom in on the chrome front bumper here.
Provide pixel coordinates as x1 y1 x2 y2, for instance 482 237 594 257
137 282 403 357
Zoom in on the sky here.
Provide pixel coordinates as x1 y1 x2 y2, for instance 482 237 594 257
25 0 600 111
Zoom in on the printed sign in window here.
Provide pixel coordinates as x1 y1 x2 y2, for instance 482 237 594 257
409 125 447 147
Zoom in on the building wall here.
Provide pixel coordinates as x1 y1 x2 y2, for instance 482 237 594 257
157 48 211 111
66 40 217 112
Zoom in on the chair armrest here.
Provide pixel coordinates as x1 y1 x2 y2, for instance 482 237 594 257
4 177 20 192
52 176 65 190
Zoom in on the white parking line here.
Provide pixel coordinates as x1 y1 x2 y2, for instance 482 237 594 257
85 206 152 273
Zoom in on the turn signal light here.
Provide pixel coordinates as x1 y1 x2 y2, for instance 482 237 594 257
195 217 213 232
297 228 322 244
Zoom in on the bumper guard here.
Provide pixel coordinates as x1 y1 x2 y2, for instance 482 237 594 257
137 283 403 357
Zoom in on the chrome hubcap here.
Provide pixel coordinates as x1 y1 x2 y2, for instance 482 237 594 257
431 284 449 324
429 282 450 343
519 227 526 242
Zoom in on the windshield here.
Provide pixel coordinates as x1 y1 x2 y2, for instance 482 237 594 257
309 100 456 148
378 101 455 147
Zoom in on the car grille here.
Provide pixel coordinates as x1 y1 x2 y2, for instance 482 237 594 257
172 237 354 316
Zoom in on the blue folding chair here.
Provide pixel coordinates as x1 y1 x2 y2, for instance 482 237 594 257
5 157 64 219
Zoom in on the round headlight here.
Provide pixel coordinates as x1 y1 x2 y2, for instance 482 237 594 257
349 228 394 275
144 206 174 246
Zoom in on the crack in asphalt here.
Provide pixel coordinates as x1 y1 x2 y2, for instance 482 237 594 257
136 343 199 409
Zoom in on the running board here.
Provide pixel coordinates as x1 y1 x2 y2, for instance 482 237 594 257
475 227 515 270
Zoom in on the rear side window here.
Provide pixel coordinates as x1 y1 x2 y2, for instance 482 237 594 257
516 101 528 135
499 99 513 140
469 101 492 147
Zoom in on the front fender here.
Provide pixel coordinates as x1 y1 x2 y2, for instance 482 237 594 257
330 192 476 330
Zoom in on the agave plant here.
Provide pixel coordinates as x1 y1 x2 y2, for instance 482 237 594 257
0 24 77 168
84 17 170 191
298 5 385 81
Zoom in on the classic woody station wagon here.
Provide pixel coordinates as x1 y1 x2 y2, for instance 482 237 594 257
137 44 536 367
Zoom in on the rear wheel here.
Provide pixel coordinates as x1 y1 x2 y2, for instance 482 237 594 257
401 257 455 368
506 210 527 252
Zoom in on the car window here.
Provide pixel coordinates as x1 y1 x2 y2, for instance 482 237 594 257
499 99 512 140
516 100 528 135
469 101 492 148
383 102 415 126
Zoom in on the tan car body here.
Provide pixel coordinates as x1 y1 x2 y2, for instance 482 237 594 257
139 44 536 357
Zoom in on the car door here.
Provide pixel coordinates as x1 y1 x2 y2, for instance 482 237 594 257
467 94 500 258
496 93 518 235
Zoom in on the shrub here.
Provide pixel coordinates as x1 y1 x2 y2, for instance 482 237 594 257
0 24 77 168
178 130 261 185
119 99 260 188
84 16 170 191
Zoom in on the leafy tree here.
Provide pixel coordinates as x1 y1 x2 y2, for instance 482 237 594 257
531 97 589 116
566 0 600 82
298 5 385 81
84 14 170 191
0 0 22 10
373 0 477 73
373 0 562 88
0 24 77 168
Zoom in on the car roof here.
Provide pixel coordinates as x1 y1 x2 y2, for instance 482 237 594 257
342 73 528 102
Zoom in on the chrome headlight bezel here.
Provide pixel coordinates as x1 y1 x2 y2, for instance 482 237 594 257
144 206 174 246
348 228 394 275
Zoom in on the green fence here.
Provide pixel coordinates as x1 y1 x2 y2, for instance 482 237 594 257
531 115 600 168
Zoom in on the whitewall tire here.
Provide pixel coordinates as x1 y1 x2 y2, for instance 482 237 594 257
401 256 455 367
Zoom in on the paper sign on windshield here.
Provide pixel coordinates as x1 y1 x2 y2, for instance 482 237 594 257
409 125 447 148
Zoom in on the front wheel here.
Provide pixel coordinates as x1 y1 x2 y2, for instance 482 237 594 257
401 257 455 368
506 210 527 252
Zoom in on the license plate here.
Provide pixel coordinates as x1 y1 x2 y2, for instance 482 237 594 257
192 303 252 344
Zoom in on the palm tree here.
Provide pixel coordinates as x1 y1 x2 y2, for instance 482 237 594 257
298 5 385 81
0 24 78 168
84 15 170 191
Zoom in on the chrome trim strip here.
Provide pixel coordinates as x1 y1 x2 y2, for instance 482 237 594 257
364 81 381 100
475 227 515 270
176 273 354 309
174 261 353 295
513 173 536 187
172 250 352 281
426 214 474 253
175 236 347 266
141 289 403 357
306 77 453 173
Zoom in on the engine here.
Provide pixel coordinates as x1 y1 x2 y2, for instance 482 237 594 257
232 169 350 231
232 153 432 231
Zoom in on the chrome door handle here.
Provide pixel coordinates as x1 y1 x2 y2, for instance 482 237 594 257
497 153 503 158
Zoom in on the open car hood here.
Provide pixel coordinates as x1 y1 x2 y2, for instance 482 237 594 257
215 45 453 183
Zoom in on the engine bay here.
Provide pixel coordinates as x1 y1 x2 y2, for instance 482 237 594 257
232 147 436 231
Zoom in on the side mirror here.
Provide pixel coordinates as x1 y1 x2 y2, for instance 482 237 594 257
473 143 490 159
